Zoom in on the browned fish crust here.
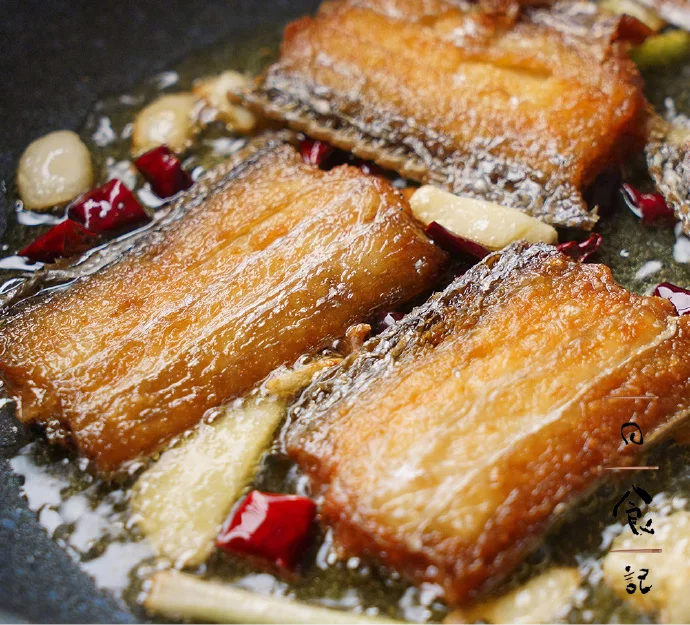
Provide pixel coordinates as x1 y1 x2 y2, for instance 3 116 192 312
286 242 690 604
647 114 690 235
239 0 649 230
0 138 447 472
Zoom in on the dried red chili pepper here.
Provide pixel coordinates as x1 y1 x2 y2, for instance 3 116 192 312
135 145 193 198
557 233 603 262
621 184 675 224
18 220 99 263
299 139 333 167
654 282 690 316
217 491 316 570
425 221 489 259
68 179 149 233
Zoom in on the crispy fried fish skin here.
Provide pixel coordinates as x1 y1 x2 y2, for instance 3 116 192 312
647 114 690 235
0 141 446 472
240 0 648 230
286 243 690 604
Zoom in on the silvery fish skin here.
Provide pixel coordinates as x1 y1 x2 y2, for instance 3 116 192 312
647 114 690 235
285 242 690 604
239 0 649 230
0 137 447 473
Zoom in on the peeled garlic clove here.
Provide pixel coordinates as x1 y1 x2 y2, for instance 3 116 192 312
409 186 558 251
132 93 198 155
17 130 94 211
193 71 257 133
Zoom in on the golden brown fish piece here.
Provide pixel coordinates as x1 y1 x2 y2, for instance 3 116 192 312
286 243 690 604
0 140 446 472
239 0 649 230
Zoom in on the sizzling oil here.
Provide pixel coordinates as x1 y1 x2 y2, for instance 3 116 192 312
4 28 690 625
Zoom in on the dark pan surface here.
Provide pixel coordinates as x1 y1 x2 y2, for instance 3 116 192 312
3 2 690 624
0 1 318 622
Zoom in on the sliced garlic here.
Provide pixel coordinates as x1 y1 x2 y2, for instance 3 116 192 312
445 568 581 624
602 511 690 622
130 397 286 568
193 71 257 134
132 93 198 155
17 130 93 211
409 186 558 250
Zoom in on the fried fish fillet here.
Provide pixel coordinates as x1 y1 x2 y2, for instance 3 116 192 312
239 0 649 229
286 243 690 603
0 139 446 472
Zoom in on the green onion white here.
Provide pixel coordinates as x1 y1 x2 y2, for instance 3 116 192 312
145 570 403 624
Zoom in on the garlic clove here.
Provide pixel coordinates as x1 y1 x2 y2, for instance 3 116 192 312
409 185 558 251
132 93 198 155
193 71 257 134
17 130 93 211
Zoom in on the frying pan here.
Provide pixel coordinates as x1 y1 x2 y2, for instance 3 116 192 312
0 1 318 621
